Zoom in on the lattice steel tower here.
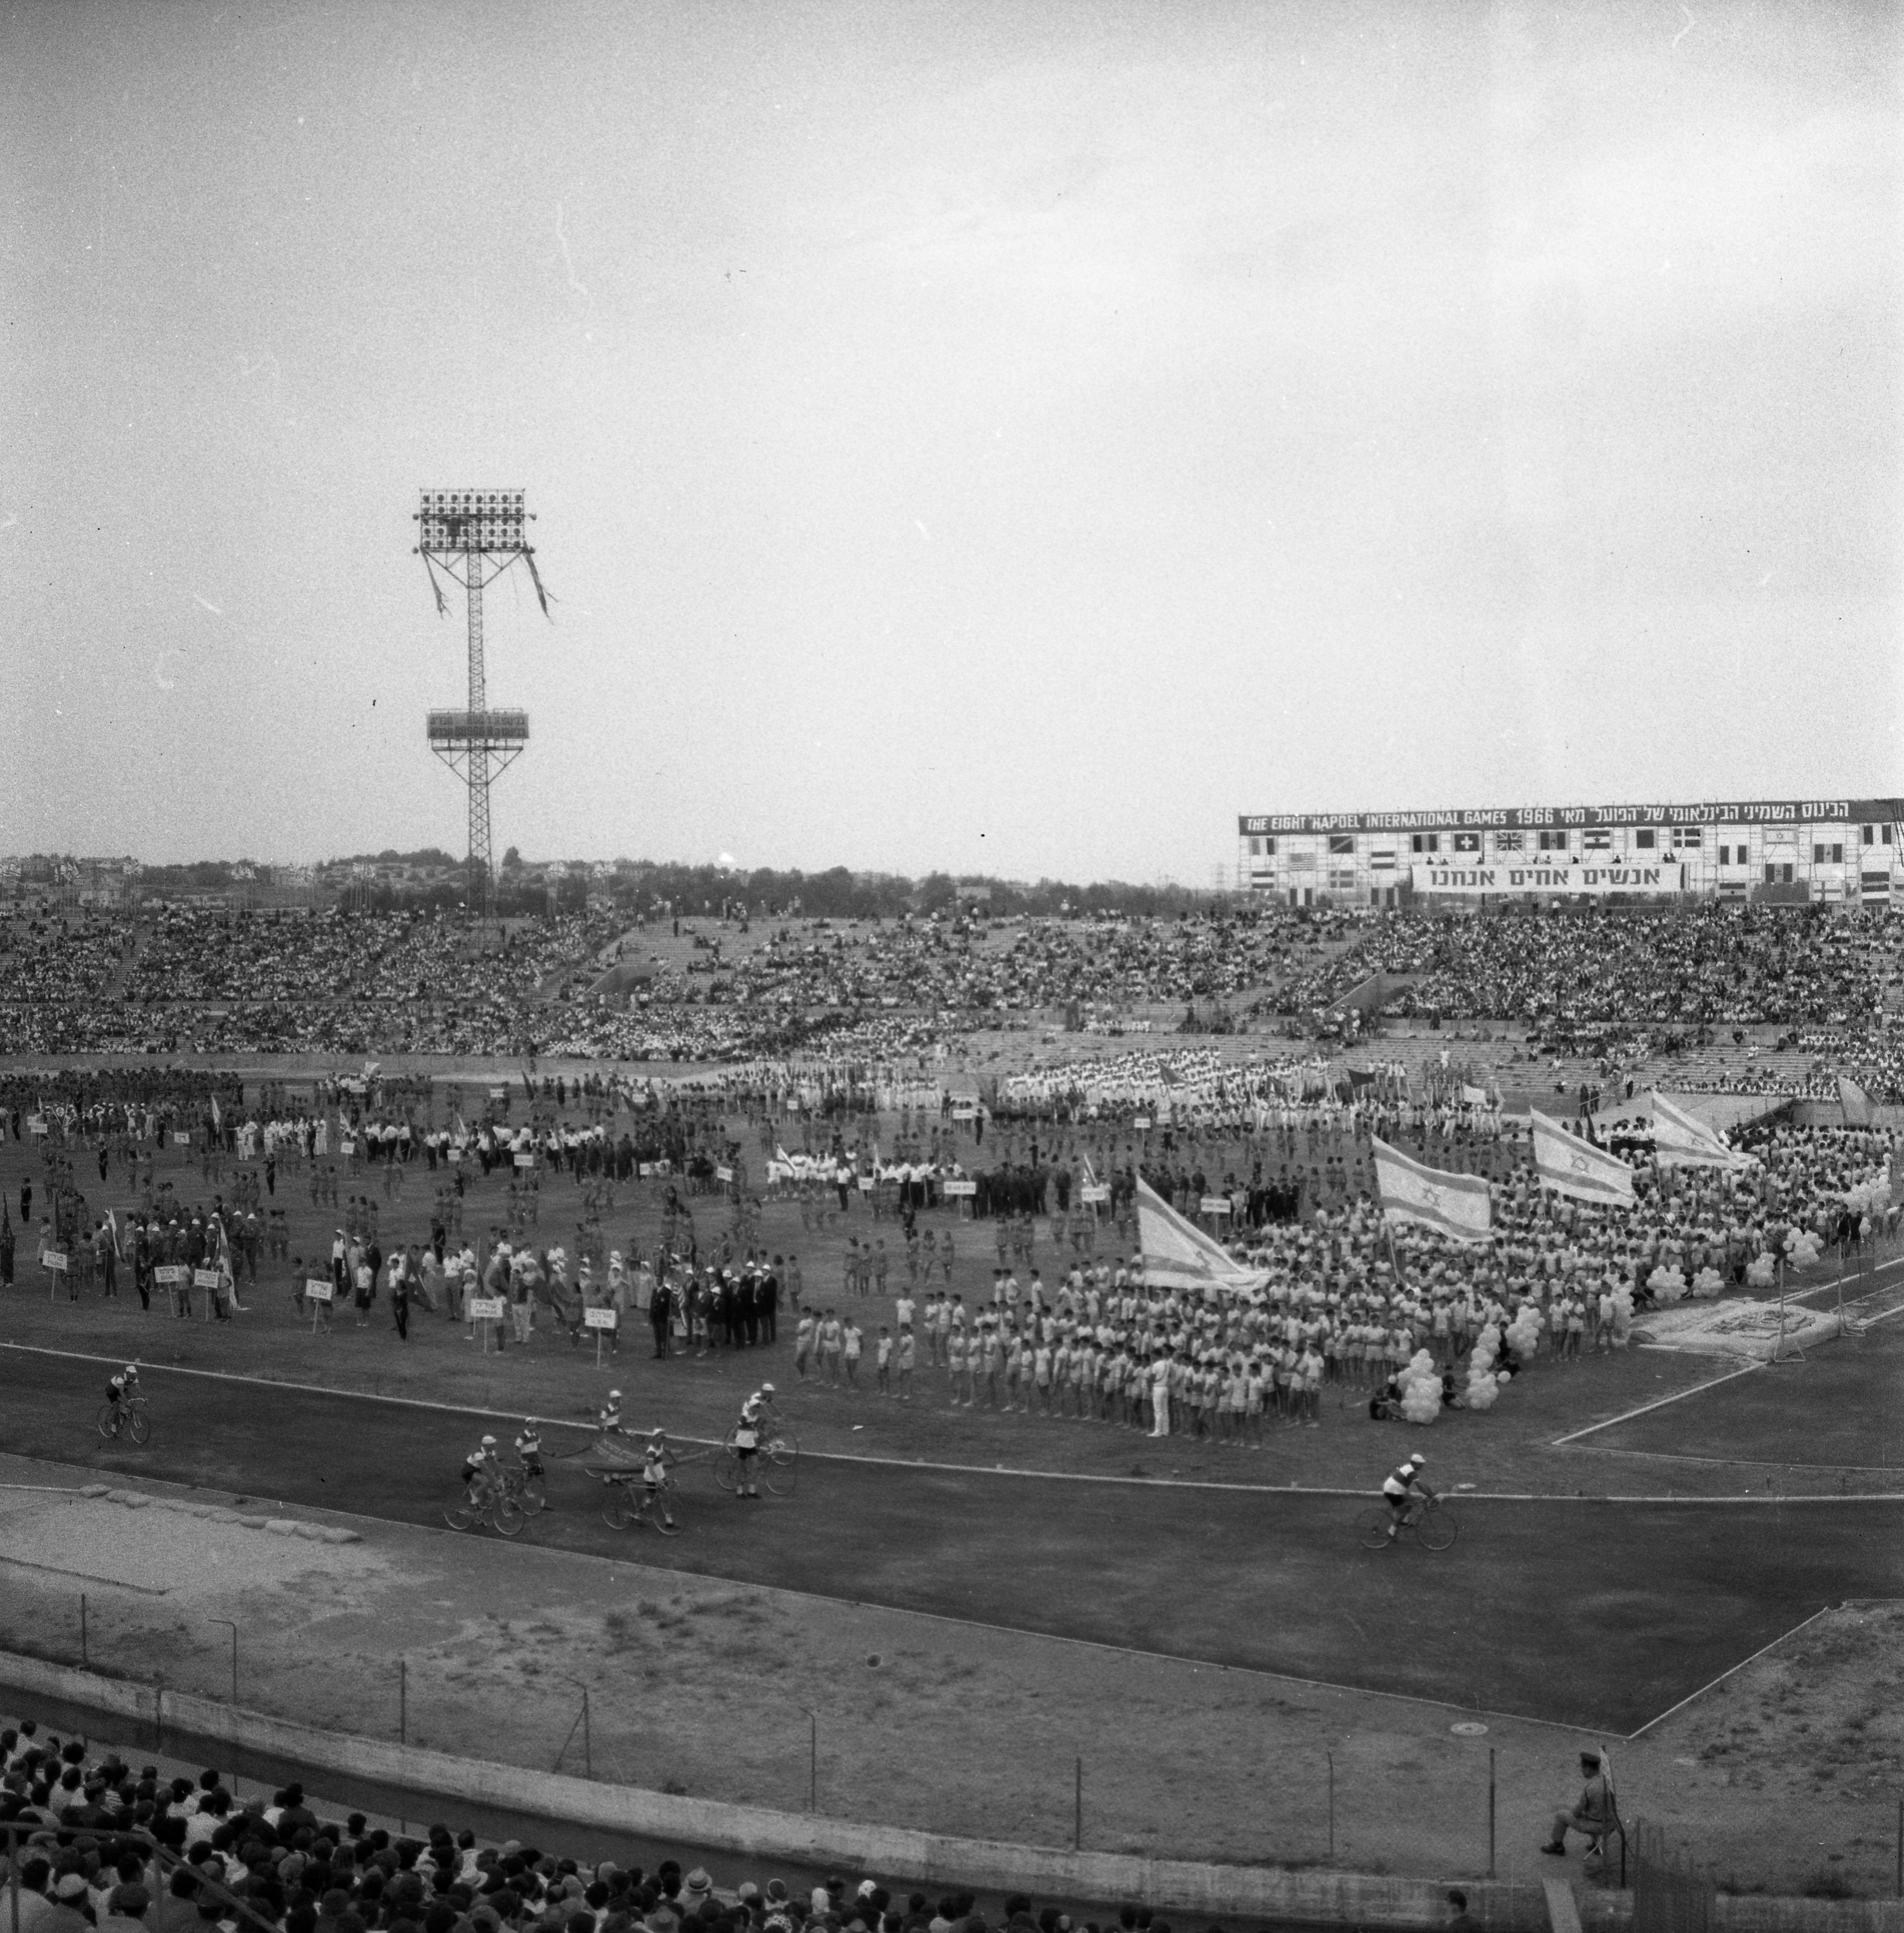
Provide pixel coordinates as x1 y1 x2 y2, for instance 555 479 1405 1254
414 489 552 917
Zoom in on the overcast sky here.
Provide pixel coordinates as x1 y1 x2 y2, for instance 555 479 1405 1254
4 0 1899 883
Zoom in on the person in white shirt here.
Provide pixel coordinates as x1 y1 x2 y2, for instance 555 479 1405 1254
1149 1348 1174 1437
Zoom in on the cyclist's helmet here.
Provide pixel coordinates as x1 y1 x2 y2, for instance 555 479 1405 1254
609 1389 622 1401
648 1427 665 1440
759 1381 776 1395
1407 1453 1426 1467
124 1365 138 1376
481 1434 497 1446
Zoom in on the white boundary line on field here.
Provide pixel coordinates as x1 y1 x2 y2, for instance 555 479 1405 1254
7 1342 1904 1502
1549 1362 1763 1445
1624 1606 1836 1739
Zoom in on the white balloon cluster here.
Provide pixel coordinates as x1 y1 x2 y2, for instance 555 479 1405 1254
1647 1264 1687 1305
1398 1347 1443 1425
1464 1322 1508 1412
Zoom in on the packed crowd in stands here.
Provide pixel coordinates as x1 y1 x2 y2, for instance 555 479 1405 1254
5 901 1903 1093
0 1718 1148 1933
2 908 629 1058
1284 903 1904 1032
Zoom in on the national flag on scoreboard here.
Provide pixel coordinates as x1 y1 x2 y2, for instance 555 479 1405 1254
1650 1092 1754 1170
1532 1112 1635 1204
1838 1077 1873 1128
1370 1136 1492 1243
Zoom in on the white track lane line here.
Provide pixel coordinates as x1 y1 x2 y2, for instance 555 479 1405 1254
7 1342 1903 1501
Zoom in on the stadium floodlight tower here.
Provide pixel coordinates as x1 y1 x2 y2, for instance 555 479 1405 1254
415 488 553 919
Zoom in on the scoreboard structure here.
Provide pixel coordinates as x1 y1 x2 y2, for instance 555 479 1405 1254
1237 797 1904 909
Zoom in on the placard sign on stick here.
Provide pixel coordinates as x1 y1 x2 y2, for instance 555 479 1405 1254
339 1139 358 1157
173 1132 191 1146
1080 1184 1110 1205
42 1250 68 1274
305 1279 335 1303
951 1106 976 1123
487 1086 508 1101
194 1268 222 1290
1200 1196 1232 1215
1133 1116 1151 1130
26 1118 47 1136
513 1152 536 1169
466 1292 506 1354
858 1176 874 1193
716 1165 734 1183
942 1178 977 1197
583 1300 618 1364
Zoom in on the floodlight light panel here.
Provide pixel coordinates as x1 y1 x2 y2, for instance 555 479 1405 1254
418 487 527 552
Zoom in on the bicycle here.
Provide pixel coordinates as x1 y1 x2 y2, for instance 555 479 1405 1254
1357 1493 1456 1551
443 1473 528 1537
96 1397 151 1446
514 1455 547 1516
599 1471 680 1535
714 1424 799 1496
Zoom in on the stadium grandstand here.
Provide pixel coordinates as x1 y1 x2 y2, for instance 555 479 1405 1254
1239 796 1904 909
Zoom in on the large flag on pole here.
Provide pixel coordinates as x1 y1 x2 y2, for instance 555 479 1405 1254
1838 1077 1873 1128
1135 1177 1268 1297
1532 1112 1636 1204
1370 1136 1493 1243
1649 1092 1754 1170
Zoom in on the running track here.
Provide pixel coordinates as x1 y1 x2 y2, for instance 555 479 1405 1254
3 1348 1898 1735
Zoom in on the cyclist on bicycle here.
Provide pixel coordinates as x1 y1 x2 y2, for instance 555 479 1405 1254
106 1364 141 1414
462 1434 500 1506
641 1428 678 1529
1381 1453 1436 1540
597 1389 627 1438
514 1420 545 1475
733 1395 764 1499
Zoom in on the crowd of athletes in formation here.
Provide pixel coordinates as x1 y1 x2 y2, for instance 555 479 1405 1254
5 897 1904 1098
3 1026 1895 1441
0 1717 1138 1933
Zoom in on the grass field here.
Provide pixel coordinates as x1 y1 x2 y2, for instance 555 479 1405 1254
1586 1314 1904 1472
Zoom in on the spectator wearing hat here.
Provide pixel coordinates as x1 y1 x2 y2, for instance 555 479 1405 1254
1542 1750 1614 1857
43 1873 95 1933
